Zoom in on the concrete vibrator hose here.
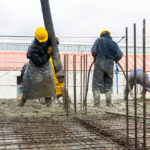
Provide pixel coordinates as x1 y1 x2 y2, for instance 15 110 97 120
84 60 149 110
84 61 124 107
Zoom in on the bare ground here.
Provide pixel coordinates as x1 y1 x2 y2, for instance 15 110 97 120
0 98 150 120
0 98 150 149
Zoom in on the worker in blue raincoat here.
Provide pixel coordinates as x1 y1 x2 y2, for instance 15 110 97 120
27 27 51 66
124 68 150 100
91 30 123 107
18 27 55 107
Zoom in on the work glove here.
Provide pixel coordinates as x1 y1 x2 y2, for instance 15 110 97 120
47 46 52 55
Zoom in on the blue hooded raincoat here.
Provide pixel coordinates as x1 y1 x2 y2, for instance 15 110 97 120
91 34 123 93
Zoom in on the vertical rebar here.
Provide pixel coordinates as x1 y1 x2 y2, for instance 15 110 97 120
86 55 88 83
83 55 86 112
66 54 69 115
80 55 83 111
85 55 88 114
64 54 67 111
73 55 77 115
134 23 137 149
143 19 146 150
126 27 129 146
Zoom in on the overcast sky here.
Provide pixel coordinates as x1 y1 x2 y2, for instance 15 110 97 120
0 0 150 39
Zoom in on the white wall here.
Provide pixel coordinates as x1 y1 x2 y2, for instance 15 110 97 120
0 71 20 99
0 70 147 100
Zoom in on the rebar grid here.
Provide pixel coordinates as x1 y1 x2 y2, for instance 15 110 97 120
74 114 150 149
0 116 125 150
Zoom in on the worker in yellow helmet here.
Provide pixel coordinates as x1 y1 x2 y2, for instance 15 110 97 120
18 27 54 107
27 27 50 65
91 30 123 107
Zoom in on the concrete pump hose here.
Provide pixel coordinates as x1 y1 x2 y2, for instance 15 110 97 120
84 61 94 109
84 61 131 105
84 60 148 110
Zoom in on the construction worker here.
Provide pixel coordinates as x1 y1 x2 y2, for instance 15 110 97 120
124 68 150 100
91 30 123 107
18 27 53 107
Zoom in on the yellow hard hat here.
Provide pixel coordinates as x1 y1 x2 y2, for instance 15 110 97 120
35 27 48 43
100 30 111 37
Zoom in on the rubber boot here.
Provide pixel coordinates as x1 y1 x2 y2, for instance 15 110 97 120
45 97 52 107
39 97 46 104
56 97 63 105
92 88 100 107
105 91 112 106
18 94 26 107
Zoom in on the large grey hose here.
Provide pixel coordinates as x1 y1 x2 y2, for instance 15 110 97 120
40 0 64 78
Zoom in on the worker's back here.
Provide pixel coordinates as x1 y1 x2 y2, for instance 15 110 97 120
96 35 122 62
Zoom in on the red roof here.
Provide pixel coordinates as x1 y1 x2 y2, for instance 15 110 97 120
0 51 150 72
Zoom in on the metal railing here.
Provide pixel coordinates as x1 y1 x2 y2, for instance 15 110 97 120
0 38 150 53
